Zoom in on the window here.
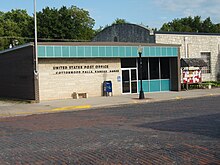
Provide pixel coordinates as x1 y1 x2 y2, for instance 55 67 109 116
114 36 118 42
149 58 159 79
138 58 149 80
121 58 137 68
201 52 211 74
160 58 170 79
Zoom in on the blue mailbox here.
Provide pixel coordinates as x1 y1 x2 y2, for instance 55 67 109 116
103 81 112 96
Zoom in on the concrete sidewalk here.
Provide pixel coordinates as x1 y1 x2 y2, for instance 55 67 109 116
0 88 219 118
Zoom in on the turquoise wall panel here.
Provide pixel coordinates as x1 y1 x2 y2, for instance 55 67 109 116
126 47 132 57
132 47 137 57
62 46 69 57
70 46 76 56
46 46 53 57
143 47 150 56
137 79 171 93
106 47 112 57
162 47 166 56
54 46 61 57
150 47 156 56
150 80 160 92
156 47 161 56
92 46 99 57
138 80 149 92
98 46 105 57
38 45 178 58
38 46 45 57
119 47 125 57
161 79 170 91
173 47 178 56
167 48 172 56
38 46 46 56
78 46 84 57
113 47 118 57
85 46 91 57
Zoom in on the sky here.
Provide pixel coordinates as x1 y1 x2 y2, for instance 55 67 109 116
1 0 220 29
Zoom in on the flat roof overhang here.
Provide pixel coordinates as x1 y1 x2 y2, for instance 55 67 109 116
0 42 180 58
37 42 180 58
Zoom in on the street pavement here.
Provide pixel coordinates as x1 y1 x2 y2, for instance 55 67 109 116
0 88 220 117
0 95 219 164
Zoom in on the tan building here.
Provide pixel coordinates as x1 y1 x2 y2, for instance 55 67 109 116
155 32 220 81
0 42 180 101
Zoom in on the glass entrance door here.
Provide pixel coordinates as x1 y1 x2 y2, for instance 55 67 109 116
122 68 137 94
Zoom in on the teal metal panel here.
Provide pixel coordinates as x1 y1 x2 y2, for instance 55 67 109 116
38 45 178 58
46 46 54 57
62 46 69 57
138 79 171 93
85 46 91 57
70 46 77 56
150 80 160 92
119 47 125 56
167 47 172 56
92 46 99 57
150 47 156 56
126 47 132 57
143 47 150 56
156 47 161 56
138 80 149 92
173 47 178 56
98 46 105 57
78 46 84 57
106 47 112 57
113 47 118 57
161 79 170 91
54 46 62 57
162 47 166 56
38 46 45 57
132 47 137 57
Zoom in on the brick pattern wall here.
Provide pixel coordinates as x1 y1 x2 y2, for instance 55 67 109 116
155 34 220 81
39 58 122 100
0 46 36 100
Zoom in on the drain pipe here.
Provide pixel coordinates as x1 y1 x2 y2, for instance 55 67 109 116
184 37 188 58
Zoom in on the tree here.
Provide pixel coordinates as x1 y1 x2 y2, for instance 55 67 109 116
37 6 95 41
112 18 127 25
0 6 96 50
159 16 220 33
0 9 32 50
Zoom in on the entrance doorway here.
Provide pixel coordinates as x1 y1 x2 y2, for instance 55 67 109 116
122 68 138 94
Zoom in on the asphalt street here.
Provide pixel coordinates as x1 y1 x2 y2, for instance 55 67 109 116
0 96 219 164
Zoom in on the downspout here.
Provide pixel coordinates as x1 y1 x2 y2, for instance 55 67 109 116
184 37 188 58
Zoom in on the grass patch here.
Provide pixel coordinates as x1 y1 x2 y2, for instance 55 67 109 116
182 81 220 90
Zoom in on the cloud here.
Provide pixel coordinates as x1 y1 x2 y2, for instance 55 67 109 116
154 0 220 23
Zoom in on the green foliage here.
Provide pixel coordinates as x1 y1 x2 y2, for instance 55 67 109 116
160 16 220 33
112 18 127 25
0 9 32 50
0 6 96 51
37 6 95 40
